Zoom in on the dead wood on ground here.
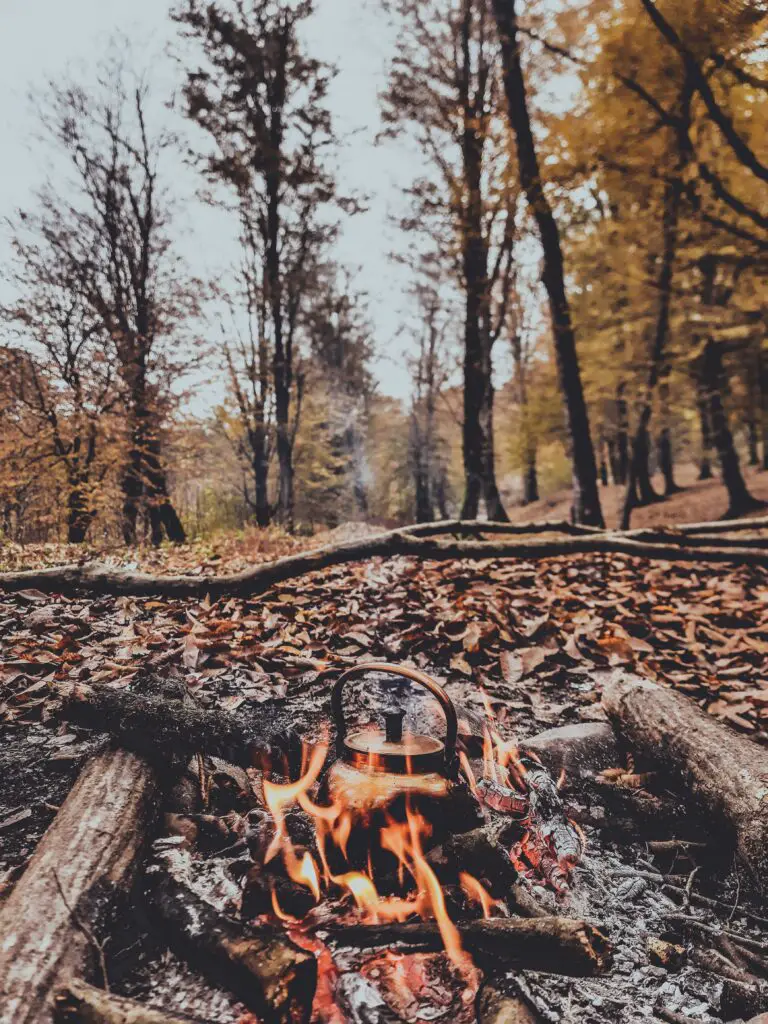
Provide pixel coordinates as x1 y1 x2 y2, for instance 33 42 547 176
1 518 767 598
602 673 768 896
0 749 157 1024
146 846 316 1024
62 683 302 767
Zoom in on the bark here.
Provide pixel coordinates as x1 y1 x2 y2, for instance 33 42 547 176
620 75 693 529
602 672 768 896
701 339 761 517
66 477 93 545
761 349 768 472
523 447 539 503
0 749 157 1024
657 378 681 496
4 523 768 597
492 0 603 527
612 384 629 485
459 24 506 523
325 916 611 976
252 440 271 527
147 847 316 1023
54 979 203 1024
634 424 660 506
696 376 714 479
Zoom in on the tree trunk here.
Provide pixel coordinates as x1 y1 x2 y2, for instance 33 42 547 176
657 378 680 496
492 0 603 527
460 81 505 522
66 474 92 545
252 443 271 528
634 424 659 505
619 76 692 530
748 415 760 467
702 339 760 517
696 377 714 479
760 350 768 471
614 384 629 485
523 445 539 503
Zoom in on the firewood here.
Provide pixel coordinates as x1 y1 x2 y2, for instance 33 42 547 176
440 829 519 897
62 683 303 767
146 846 316 1024
54 978 204 1023
325 916 611 976
476 978 539 1024
0 748 157 1024
1 521 766 598
602 672 768 895
721 977 768 1020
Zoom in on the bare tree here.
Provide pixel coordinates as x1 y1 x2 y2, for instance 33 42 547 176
381 0 516 521
491 0 604 526
175 0 348 530
34 60 196 544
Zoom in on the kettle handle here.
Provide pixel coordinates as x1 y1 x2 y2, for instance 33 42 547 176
331 662 458 778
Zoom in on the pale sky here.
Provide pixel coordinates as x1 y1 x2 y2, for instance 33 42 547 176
0 0 421 409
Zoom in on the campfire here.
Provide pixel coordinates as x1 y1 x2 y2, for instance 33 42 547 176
143 664 609 1024
11 663 768 1024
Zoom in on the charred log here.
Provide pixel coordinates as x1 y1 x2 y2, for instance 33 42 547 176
325 916 611 976
146 845 316 1024
62 683 305 768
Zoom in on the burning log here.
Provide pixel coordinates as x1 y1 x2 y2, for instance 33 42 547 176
602 672 768 895
325 916 611 976
0 748 157 1024
476 978 539 1024
440 829 519 898
54 978 204 1024
146 845 316 1024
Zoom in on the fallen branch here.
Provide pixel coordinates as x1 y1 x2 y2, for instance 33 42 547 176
147 844 316 1024
602 672 768 896
54 978 203 1024
0 749 157 1024
2 525 767 597
325 916 611 976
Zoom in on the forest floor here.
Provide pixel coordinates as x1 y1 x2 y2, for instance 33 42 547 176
2 463 767 577
2 469 768 1022
504 462 768 529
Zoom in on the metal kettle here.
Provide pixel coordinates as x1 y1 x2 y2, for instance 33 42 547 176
326 662 459 812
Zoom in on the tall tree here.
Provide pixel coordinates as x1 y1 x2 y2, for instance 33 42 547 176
491 0 604 526
37 65 194 545
381 0 515 521
175 0 346 530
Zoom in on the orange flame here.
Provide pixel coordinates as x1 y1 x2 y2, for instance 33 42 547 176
459 872 499 919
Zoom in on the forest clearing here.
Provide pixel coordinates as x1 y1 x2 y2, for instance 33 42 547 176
1 0 767 1022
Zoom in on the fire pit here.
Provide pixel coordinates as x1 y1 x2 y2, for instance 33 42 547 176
53 665 768 1024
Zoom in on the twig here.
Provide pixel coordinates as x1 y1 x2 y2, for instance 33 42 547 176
681 865 701 912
